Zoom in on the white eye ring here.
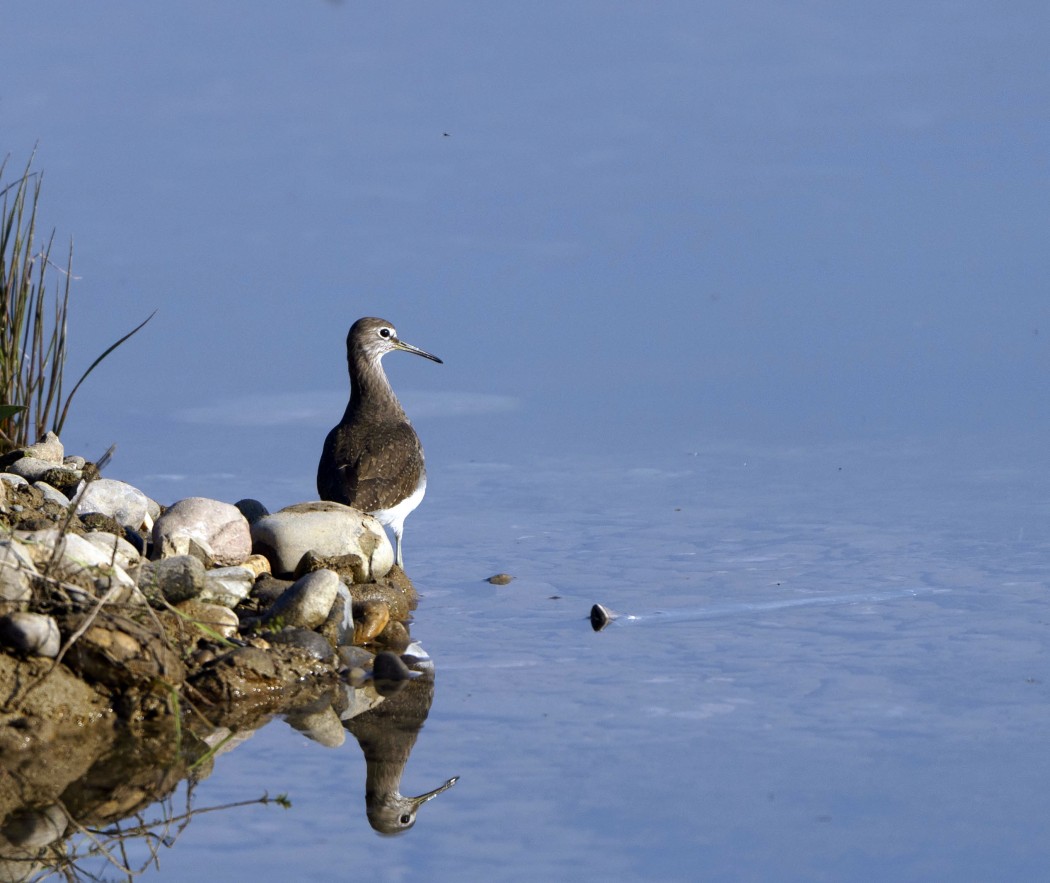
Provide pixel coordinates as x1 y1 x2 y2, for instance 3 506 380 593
378 327 393 339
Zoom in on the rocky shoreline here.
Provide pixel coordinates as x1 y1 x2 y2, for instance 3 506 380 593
0 431 449 864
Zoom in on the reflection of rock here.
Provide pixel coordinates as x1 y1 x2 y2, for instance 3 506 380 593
285 696 346 747
342 649 458 834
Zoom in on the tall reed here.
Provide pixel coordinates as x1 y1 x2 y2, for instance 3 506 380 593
0 154 152 452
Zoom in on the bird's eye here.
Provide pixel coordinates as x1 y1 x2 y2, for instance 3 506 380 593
379 327 393 339
400 814 412 825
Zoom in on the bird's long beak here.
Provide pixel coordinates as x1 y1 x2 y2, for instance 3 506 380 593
409 776 459 807
394 338 443 364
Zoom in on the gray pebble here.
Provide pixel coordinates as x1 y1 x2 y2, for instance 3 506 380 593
7 457 56 482
138 554 206 604
263 568 341 630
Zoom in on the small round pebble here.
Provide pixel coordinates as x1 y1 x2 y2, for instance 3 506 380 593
486 573 514 585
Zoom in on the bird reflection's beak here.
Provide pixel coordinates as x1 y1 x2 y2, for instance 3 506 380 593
409 776 459 807
393 338 443 364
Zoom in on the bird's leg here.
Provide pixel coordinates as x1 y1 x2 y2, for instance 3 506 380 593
393 530 404 569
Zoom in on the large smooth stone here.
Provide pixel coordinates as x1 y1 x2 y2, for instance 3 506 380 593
263 568 341 630
250 501 393 579
73 479 151 530
152 497 251 566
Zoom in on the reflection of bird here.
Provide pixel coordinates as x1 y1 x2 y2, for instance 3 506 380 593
344 657 458 834
317 317 442 568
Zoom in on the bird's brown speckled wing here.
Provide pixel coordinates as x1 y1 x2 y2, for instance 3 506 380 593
317 420 425 512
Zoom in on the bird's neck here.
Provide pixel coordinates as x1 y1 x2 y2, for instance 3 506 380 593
347 358 407 422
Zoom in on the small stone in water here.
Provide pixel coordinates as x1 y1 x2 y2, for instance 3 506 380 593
590 603 618 632
486 573 514 585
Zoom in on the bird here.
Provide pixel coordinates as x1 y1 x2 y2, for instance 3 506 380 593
317 317 442 569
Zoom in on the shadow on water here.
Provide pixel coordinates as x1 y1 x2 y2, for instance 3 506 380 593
0 647 455 880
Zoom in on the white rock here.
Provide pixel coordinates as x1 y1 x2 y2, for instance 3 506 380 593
201 565 255 608
72 478 151 530
0 473 29 489
0 612 61 657
152 497 252 566
250 501 393 579
0 538 35 604
83 531 141 571
15 529 136 596
23 431 64 464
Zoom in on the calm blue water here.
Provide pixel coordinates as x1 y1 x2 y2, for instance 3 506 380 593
50 432 1050 882
4 2 1049 879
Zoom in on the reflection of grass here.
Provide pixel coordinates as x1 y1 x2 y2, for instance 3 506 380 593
0 153 153 452
31 785 293 881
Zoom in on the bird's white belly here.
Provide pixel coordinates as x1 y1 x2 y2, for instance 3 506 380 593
371 477 426 534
